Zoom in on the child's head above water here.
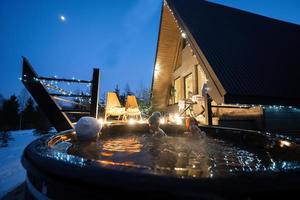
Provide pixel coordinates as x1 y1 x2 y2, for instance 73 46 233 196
148 111 163 131
148 111 167 137
185 117 198 130
148 112 161 127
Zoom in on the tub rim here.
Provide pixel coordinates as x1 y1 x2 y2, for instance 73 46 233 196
21 124 300 199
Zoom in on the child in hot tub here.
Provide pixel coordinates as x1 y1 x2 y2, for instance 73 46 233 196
184 117 206 139
148 112 167 137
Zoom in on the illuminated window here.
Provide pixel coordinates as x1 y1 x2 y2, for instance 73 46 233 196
174 77 181 103
184 73 193 99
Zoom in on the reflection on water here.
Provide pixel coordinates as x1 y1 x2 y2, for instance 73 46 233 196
64 134 300 179
102 137 142 153
67 135 208 178
0 131 14 148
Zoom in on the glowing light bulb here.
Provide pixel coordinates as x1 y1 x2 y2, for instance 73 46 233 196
279 140 291 148
98 118 104 125
174 113 182 125
181 32 187 38
128 118 136 125
154 69 159 76
154 64 160 77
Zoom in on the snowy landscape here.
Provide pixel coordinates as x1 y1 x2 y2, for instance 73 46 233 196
0 130 48 198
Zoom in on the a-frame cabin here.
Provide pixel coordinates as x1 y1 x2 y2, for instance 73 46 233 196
151 0 300 132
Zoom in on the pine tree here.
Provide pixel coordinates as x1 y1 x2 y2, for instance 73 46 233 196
33 107 51 134
1 95 20 131
136 84 151 116
0 98 3 131
0 94 4 108
114 84 120 99
18 88 30 112
22 98 36 129
124 83 134 96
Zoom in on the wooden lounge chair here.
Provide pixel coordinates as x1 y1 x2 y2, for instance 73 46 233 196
104 92 126 121
125 95 142 120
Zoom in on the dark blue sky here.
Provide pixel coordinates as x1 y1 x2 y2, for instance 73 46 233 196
1 0 300 98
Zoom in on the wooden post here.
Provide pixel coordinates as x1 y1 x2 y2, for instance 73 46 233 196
90 68 100 118
193 65 198 94
261 106 266 131
204 93 212 126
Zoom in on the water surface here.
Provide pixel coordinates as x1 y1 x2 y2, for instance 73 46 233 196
67 134 300 178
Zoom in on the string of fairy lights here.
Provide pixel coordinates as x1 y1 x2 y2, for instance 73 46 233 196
19 74 92 104
163 0 300 112
218 103 299 111
19 74 299 111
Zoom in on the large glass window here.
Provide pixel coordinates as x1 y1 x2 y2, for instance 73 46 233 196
174 77 181 103
184 73 193 99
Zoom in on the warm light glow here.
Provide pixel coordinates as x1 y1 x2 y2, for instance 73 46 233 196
181 32 187 38
138 119 146 124
160 117 166 124
174 113 182 125
102 137 142 153
178 100 185 111
167 113 183 125
96 160 150 169
279 140 291 148
100 152 114 157
97 118 104 125
128 118 136 125
154 64 160 77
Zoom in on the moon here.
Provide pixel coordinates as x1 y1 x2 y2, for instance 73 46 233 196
60 15 66 21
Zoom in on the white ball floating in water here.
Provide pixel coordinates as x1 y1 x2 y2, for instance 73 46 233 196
75 117 101 141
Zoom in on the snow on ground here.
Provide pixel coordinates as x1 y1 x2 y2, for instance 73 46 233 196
0 130 44 198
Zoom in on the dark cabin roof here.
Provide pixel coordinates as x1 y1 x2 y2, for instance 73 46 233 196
166 0 300 106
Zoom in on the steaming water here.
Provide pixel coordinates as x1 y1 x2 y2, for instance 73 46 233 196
67 134 300 178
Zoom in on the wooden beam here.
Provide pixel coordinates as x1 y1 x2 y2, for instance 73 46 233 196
50 93 91 98
212 105 251 109
61 109 90 114
39 76 91 83
204 93 212 126
21 57 74 131
90 68 100 118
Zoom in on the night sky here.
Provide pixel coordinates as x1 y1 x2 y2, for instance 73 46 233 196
1 0 300 98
